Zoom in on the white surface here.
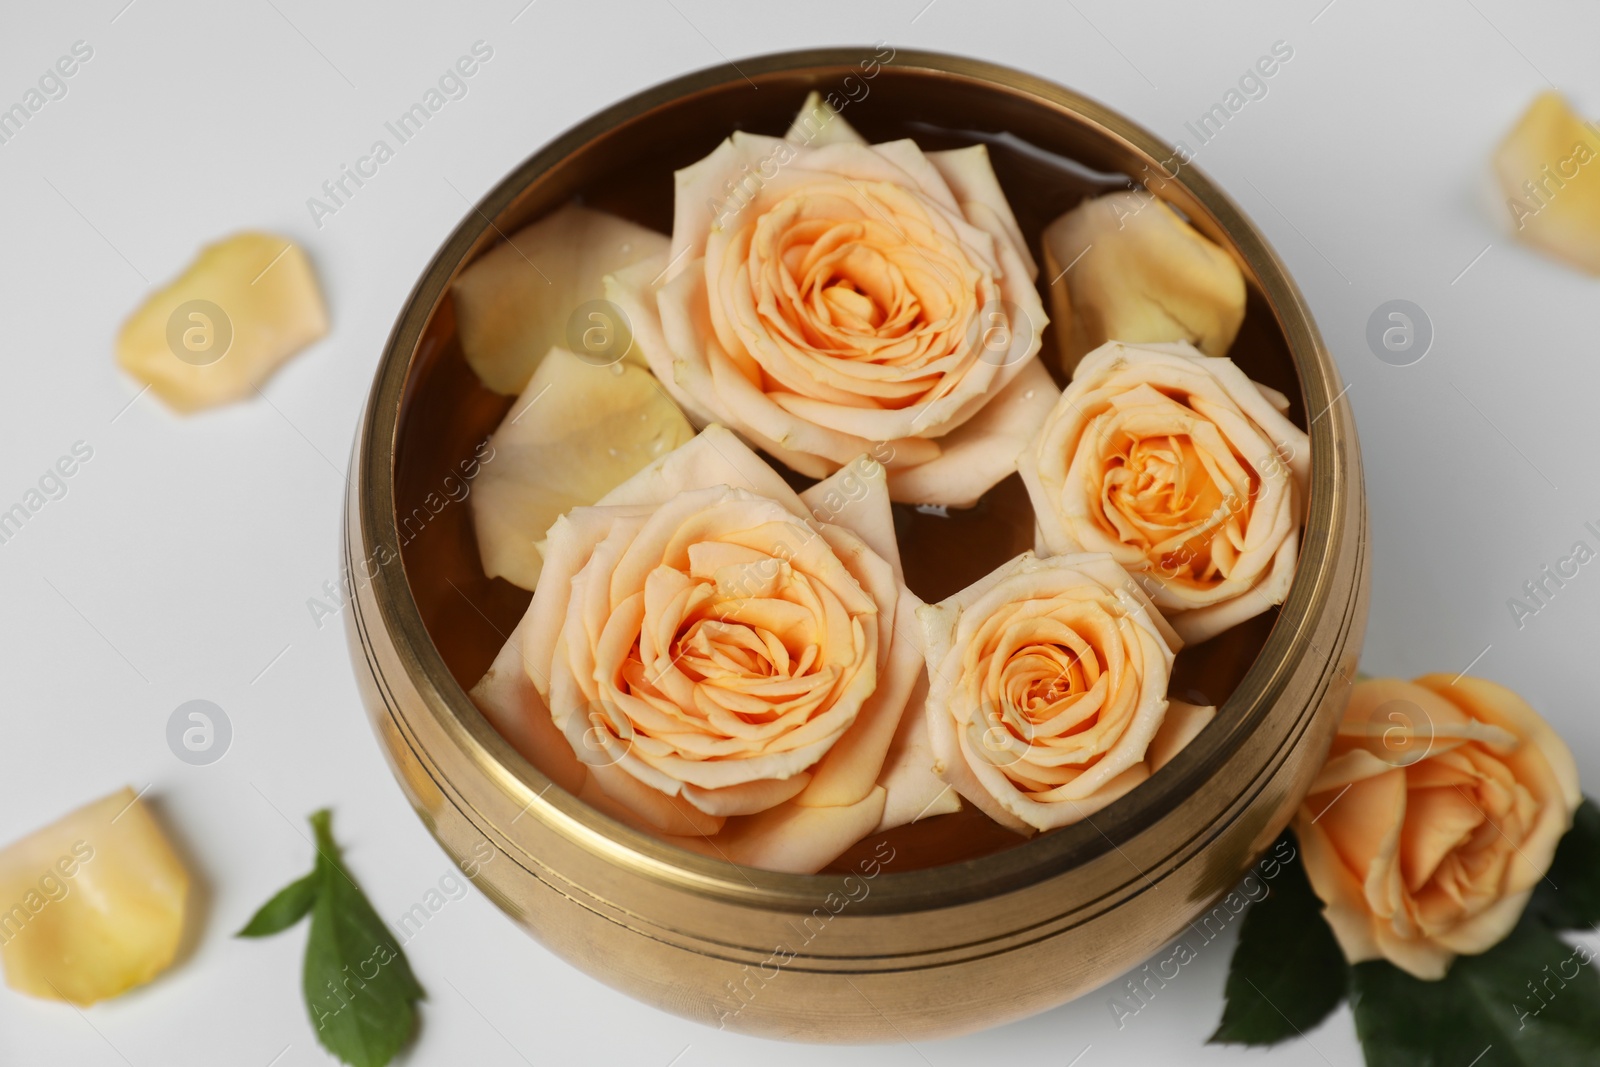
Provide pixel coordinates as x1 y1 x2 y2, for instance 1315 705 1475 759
1 1 1597 1064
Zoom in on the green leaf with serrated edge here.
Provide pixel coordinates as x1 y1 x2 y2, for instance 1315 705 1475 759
1351 915 1600 1067
1530 798 1600 932
301 810 424 1067
236 870 320 938
1209 831 1348 1045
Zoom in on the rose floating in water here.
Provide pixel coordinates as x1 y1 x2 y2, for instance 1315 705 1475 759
1019 340 1309 645
609 99 1057 507
471 426 955 873
918 551 1213 833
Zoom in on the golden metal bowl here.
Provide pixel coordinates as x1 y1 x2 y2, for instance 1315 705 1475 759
344 47 1368 1041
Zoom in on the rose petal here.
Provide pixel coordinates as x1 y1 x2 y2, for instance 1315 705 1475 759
1146 700 1215 772
663 787 888 874
785 91 866 147
682 773 814 817
928 144 1038 279
1041 192 1245 373
886 358 1060 507
471 347 693 590
467 611 586 797
874 668 962 831
1294 812 1386 967
454 204 669 394
580 763 725 837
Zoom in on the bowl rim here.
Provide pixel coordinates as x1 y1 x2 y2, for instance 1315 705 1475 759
355 46 1352 914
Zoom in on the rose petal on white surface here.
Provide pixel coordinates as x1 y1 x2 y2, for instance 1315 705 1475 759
453 203 669 394
115 233 328 414
0 788 190 1005
1493 92 1600 275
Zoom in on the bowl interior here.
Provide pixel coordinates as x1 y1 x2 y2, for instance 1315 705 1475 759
386 52 1311 875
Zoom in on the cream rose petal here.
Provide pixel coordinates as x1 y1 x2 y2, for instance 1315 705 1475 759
1041 191 1245 374
929 144 1039 280
663 787 888 874
1146 700 1216 772
785 91 867 147
581 762 725 837
454 204 670 394
1415 674 1581 893
873 669 963 831
468 610 584 796
471 346 694 590
886 358 1060 507
1493 92 1600 274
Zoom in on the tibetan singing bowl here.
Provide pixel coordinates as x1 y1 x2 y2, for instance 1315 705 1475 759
344 47 1369 1041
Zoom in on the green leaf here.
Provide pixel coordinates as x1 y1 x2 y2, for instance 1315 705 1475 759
1210 831 1348 1045
1350 915 1600 1067
1530 798 1600 932
301 810 425 1067
236 871 320 938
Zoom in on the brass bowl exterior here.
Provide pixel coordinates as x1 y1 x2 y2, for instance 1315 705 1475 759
344 49 1369 1041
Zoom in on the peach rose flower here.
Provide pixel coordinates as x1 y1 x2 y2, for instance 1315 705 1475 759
609 101 1056 507
469 425 955 874
1295 675 1581 979
918 551 1214 833
1018 341 1310 645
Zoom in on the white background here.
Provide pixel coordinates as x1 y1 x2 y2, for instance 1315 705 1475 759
2 1 1598 1064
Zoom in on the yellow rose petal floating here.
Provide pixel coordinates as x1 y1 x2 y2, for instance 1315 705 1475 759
470 425 956 873
1018 341 1309 645
918 551 1214 833
610 100 1057 507
1294 676 1580 980
0 787 191 1005
452 203 669 395
116 233 328 413
470 346 693 590
1041 190 1246 374
1495 91 1600 274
